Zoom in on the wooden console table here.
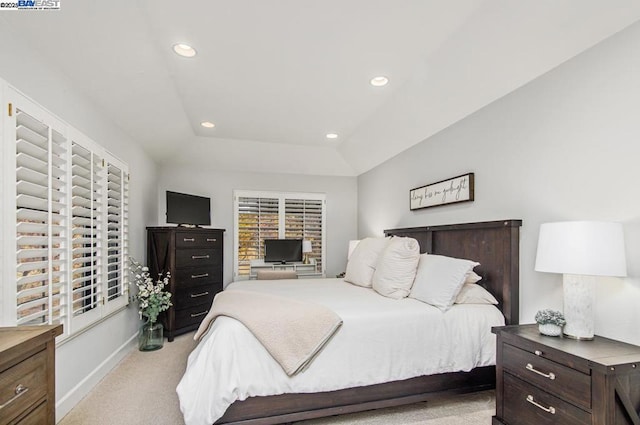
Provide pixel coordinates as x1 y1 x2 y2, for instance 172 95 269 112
249 259 322 279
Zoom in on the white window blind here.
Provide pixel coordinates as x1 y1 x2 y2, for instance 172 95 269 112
71 142 101 326
236 197 279 276
15 107 68 326
105 160 129 313
233 191 326 279
285 198 324 272
3 84 129 338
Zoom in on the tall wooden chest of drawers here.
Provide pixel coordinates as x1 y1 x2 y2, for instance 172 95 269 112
493 324 640 425
0 325 62 425
147 227 225 342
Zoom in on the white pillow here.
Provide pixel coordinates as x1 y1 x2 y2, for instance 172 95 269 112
464 270 482 284
455 283 498 305
344 237 390 288
410 254 480 310
372 237 420 299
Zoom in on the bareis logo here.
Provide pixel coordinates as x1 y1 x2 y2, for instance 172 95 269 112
0 0 60 10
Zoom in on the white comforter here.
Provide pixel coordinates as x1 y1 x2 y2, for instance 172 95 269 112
177 278 504 425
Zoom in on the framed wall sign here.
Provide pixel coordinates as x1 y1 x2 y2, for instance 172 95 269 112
410 173 474 210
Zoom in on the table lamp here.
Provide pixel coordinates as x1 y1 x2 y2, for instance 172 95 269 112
302 240 312 264
534 221 626 340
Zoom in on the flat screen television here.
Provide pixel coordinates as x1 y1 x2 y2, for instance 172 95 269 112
166 191 211 226
264 239 303 263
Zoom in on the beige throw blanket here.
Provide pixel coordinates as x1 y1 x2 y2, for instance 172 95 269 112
194 290 343 376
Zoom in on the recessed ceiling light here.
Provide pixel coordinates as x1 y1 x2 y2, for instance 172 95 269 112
326 133 338 139
173 43 197 58
201 121 215 128
370 76 389 87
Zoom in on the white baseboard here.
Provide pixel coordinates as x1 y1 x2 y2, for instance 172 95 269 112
55 332 138 423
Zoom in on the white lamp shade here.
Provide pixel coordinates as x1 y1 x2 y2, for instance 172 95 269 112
347 240 360 260
535 221 626 277
302 240 312 254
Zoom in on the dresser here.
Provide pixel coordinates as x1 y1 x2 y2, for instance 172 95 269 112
0 325 63 425
147 227 225 342
493 324 640 425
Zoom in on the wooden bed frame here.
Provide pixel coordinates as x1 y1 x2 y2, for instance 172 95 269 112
217 219 522 425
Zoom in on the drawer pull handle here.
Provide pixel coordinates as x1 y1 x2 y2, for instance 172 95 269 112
0 384 29 410
191 255 210 260
191 273 209 279
183 238 195 242
191 310 208 318
191 291 210 298
526 395 556 414
534 350 543 356
206 238 217 242
526 363 556 380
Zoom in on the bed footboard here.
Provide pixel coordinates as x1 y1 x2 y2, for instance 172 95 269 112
217 366 495 425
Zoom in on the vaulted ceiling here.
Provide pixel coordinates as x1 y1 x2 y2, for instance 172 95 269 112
2 1 639 176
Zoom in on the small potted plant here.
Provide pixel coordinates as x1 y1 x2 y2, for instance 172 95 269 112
131 257 172 351
534 309 566 337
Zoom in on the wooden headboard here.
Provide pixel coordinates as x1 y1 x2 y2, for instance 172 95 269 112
385 219 522 325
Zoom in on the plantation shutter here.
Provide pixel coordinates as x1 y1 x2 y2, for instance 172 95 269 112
3 83 130 339
14 102 68 326
236 196 279 276
105 161 129 313
69 141 102 330
234 191 326 279
284 198 324 272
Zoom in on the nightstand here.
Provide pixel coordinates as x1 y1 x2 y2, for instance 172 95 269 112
492 324 640 425
0 325 63 425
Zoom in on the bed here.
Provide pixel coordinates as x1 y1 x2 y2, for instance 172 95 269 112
178 219 522 425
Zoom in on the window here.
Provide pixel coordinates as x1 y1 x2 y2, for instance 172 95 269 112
2 84 129 338
233 191 326 279
284 198 324 271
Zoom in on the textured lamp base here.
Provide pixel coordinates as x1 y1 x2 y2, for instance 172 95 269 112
562 274 595 340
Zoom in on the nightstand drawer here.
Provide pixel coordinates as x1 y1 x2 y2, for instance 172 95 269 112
503 342 591 410
0 350 47 423
176 232 222 249
503 372 590 425
174 283 219 310
15 401 47 425
175 249 221 268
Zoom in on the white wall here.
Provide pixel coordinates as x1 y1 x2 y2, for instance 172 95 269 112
0 26 159 421
358 22 640 345
157 165 358 281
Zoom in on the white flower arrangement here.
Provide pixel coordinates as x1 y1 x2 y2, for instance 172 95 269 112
130 257 172 324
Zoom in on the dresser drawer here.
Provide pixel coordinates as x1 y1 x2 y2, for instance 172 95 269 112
173 283 219 310
503 342 591 410
0 350 47 424
174 266 223 288
175 303 211 329
175 249 221 268
503 372 590 425
176 232 222 249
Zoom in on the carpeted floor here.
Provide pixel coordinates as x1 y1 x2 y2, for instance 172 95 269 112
59 332 495 424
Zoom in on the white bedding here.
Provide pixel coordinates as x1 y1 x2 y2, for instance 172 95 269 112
177 278 505 425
